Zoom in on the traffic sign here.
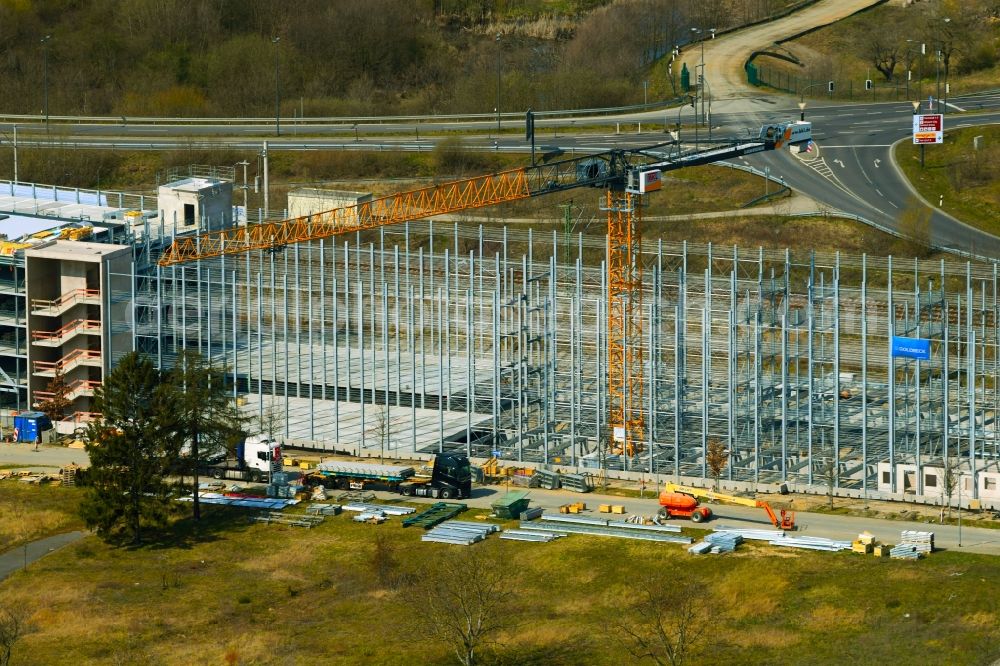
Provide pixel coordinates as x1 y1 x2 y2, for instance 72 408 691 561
912 114 943 145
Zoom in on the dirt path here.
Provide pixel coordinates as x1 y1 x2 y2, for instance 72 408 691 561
680 0 883 119
0 531 87 582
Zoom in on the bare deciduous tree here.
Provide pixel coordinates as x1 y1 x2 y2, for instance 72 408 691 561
817 459 837 508
407 547 515 666
613 576 709 666
367 403 391 465
706 439 728 491
942 456 959 520
0 606 31 666
257 395 286 442
894 197 934 259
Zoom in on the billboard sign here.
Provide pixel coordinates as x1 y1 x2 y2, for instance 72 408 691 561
913 114 943 145
891 336 931 360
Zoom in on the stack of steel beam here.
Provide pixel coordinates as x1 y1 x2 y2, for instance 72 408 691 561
561 473 593 493
521 519 692 544
500 529 563 543
342 502 415 516
534 469 561 490
687 541 714 555
705 532 744 553
306 503 342 516
422 520 500 545
900 530 934 553
520 507 544 521
713 528 850 551
540 514 682 533
889 544 921 560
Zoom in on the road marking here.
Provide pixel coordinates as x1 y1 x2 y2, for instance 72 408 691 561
822 145 891 148
946 101 966 112
874 159 881 168
833 159 845 168
887 198 898 209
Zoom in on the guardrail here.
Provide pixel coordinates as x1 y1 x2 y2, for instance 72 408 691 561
0 98 684 128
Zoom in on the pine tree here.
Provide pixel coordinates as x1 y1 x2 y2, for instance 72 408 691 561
80 352 177 545
165 350 246 522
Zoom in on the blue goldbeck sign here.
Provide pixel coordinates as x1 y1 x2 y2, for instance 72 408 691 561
891 336 930 360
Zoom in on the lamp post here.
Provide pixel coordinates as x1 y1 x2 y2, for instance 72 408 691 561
690 27 715 132
940 18 951 115
643 80 648 105
495 33 502 137
41 35 51 130
798 101 806 122
272 36 281 136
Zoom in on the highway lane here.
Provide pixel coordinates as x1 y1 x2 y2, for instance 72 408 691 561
3 92 999 258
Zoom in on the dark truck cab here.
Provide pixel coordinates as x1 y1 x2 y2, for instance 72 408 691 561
399 453 472 500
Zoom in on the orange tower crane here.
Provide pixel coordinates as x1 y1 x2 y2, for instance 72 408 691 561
159 122 808 458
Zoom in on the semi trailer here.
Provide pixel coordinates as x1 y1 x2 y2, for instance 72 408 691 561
306 452 472 499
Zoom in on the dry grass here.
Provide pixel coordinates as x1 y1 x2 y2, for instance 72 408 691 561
0 483 84 551
1 501 998 664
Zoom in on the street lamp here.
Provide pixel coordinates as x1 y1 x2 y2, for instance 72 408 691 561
798 101 806 122
690 27 715 132
272 36 280 136
941 18 951 115
495 33 502 137
40 35 51 129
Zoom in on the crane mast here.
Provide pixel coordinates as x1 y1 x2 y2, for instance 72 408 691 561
159 121 809 460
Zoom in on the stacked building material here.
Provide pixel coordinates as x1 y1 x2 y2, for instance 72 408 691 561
422 520 500 545
500 529 563 543
688 541 714 555
353 511 387 524
712 528 850 552
705 532 744 553
900 530 934 553
342 502 416 516
520 507 544 521
560 473 593 493
510 474 541 488
402 502 468 528
522 519 692 544
306 503 342 516
540 514 683 533
889 544 921 560
181 493 298 510
534 469 561 490
253 512 324 527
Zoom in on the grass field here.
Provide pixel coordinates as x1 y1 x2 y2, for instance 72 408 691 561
895 125 1000 237
0 483 84 553
1 499 997 665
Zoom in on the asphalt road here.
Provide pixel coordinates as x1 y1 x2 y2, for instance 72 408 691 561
2 445 995 555
0 531 87 582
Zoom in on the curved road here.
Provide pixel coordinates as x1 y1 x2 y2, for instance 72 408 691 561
680 0 885 118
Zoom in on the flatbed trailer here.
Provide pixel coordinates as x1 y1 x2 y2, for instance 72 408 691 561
304 454 472 499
